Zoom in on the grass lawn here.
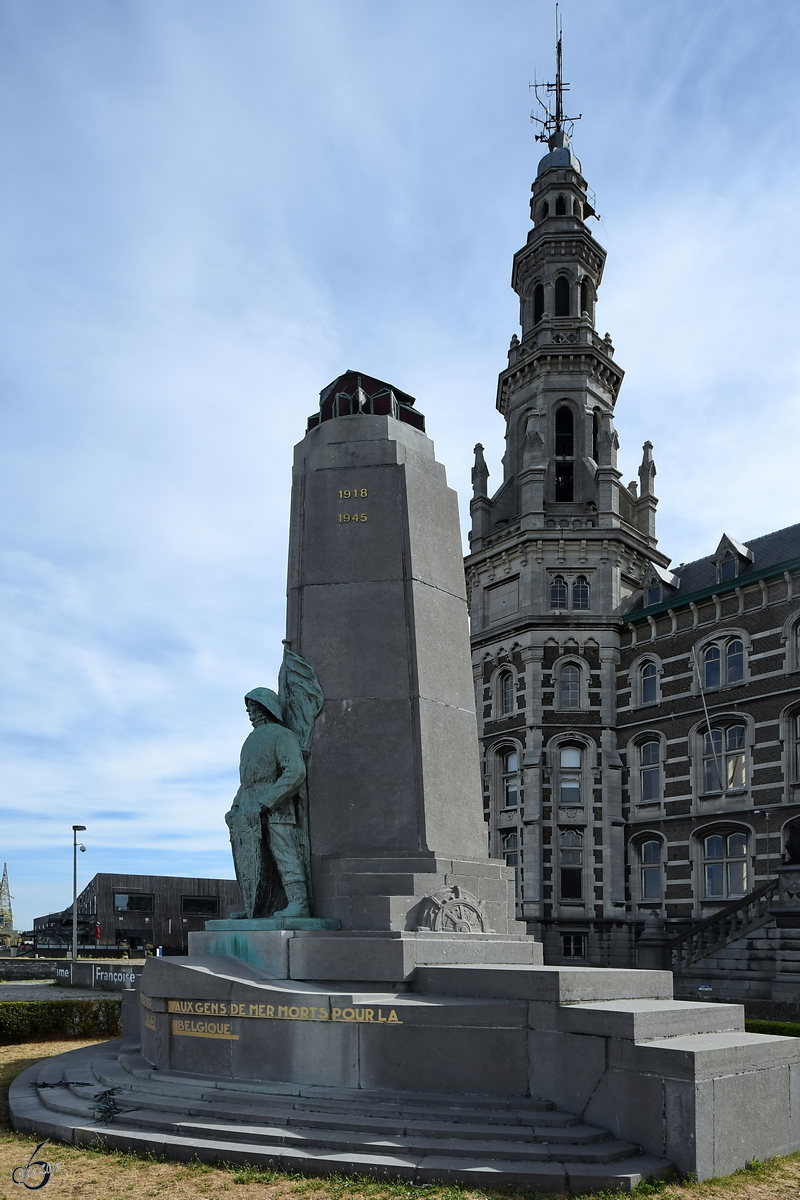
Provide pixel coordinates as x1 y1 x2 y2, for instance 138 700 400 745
1 1039 800 1199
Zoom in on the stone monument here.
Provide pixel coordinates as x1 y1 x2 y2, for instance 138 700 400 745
10 373 800 1189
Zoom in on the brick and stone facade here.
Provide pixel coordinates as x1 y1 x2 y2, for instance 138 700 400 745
466 126 800 969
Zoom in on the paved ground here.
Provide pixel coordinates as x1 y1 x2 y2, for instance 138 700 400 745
0 980 112 1001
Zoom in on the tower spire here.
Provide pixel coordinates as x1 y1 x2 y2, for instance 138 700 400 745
531 4 582 148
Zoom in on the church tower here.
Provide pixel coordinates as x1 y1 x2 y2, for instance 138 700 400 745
465 33 671 965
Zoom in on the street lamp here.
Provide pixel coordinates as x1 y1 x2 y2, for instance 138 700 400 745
72 826 86 961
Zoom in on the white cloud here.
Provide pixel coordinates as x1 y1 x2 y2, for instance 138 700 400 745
1 0 799 926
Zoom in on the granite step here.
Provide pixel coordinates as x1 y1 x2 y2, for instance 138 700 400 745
114 1111 639 1164
13 1044 673 1192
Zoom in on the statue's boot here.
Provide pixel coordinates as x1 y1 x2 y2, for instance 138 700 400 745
272 882 310 919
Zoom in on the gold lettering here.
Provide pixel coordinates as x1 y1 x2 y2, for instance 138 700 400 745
332 1008 341 1020
249 1004 259 1017
364 1009 375 1022
341 1008 355 1022
288 1006 300 1019
144 1013 156 1030
319 1009 329 1020
388 1010 400 1023
300 1007 309 1020
378 1010 386 1022
140 994 152 1009
266 1005 275 1018
278 1006 289 1019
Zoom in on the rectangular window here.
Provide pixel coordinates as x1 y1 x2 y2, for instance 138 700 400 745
114 893 154 913
704 863 724 898
555 463 574 502
640 740 661 803
560 868 582 899
560 780 581 806
642 866 661 899
181 896 220 916
562 933 585 960
726 726 746 789
646 585 660 606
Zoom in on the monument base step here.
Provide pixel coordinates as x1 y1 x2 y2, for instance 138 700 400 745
10 1041 673 1193
189 929 541 981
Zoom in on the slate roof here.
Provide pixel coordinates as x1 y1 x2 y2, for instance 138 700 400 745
625 522 800 618
673 523 800 594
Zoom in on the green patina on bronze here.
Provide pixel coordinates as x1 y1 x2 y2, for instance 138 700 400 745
225 643 323 920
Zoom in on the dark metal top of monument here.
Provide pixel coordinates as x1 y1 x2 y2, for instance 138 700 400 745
307 371 425 434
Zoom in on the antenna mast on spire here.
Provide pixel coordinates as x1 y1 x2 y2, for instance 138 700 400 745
530 4 582 145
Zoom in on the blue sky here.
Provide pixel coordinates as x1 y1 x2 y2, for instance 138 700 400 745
1 0 799 930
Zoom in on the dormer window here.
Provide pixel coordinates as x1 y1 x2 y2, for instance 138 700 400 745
720 554 737 582
646 583 660 606
713 534 753 584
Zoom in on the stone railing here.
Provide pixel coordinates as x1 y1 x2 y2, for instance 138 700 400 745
667 878 779 971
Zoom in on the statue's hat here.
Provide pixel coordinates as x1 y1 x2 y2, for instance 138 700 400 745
244 687 283 724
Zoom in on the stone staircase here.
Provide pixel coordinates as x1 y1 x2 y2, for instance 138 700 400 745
11 1040 673 1193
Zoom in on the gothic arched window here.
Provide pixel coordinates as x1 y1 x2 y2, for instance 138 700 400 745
540 201 550 220
572 576 590 610
533 283 545 324
498 671 514 716
560 829 583 899
554 275 571 317
550 576 568 609
555 194 567 216
580 279 588 315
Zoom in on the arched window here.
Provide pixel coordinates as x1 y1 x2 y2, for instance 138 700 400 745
641 661 657 705
794 713 800 782
501 749 519 808
498 672 514 716
533 283 545 324
726 639 744 683
554 406 574 501
702 637 746 688
555 193 567 216
640 839 663 900
592 410 601 460
580 278 588 315
555 406 574 456
560 829 583 899
560 664 581 709
559 745 582 806
640 739 661 803
704 644 721 688
703 831 748 899
550 576 568 609
540 201 550 220
703 724 746 793
572 576 590 610
554 275 570 317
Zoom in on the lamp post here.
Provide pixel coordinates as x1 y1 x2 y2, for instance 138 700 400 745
72 826 86 961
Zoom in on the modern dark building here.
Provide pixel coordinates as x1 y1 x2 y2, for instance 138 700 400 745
465 106 800 982
32 873 241 956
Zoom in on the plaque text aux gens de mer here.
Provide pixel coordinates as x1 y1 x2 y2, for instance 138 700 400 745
157 998 403 1024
